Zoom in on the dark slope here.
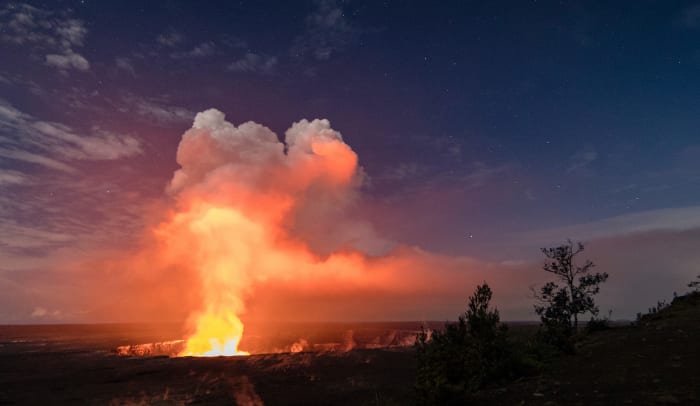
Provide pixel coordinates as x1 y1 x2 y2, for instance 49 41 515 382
473 292 700 405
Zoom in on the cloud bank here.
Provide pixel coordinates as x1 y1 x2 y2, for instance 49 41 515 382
0 3 90 72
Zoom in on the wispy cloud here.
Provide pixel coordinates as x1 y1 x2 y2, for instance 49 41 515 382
0 148 76 173
227 53 278 74
0 71 47 97
114 57 136 76
0 73 12 85
170 41 217 59
406 134 463 160
0 3 90 72
0 166 165 307
380 163 425 181
0 99 142 171
120 93 195 125
156 29 184 47
0 169 32 185
0 220 74 250
518 206 700 245
151 29 246 62
567 147 597 175
45 51 89 72
30 306 63 320
460 162 512 189
291 0 357 62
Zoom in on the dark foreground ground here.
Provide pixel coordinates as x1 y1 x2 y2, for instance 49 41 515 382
0 322 422 405
475 292 700 406
0 346 415 405
0 294 699 405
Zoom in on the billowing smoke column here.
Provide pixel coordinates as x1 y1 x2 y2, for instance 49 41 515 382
159 109 376 356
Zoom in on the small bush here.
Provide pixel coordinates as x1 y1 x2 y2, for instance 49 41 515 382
634 299 672 324
533 322 575 355
415 284 526 404
585 310 613 333
585 317 611 333
689 275 700 292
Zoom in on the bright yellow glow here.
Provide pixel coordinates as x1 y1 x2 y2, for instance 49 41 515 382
180 310 248 356
162 205 265 357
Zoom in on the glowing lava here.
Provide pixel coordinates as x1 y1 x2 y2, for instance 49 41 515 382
180 310 249 356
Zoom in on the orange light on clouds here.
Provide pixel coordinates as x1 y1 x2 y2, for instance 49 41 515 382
80 109 505 355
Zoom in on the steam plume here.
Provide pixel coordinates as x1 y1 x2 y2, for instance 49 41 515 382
80 109 524 355
158 109 396 355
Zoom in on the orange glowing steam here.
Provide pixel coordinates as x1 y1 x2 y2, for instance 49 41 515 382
156 110 368 356
74 110 516 334
157 205 264 356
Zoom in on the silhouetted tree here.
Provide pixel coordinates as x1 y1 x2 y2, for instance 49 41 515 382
689 275 700 292
534 240 608 342
415 283 516 404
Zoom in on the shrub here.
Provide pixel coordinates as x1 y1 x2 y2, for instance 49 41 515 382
585 309 613 333
585 317 611 333
689 275 700 292
415 284 522 404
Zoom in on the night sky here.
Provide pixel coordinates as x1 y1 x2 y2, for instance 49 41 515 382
2 0 700 322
